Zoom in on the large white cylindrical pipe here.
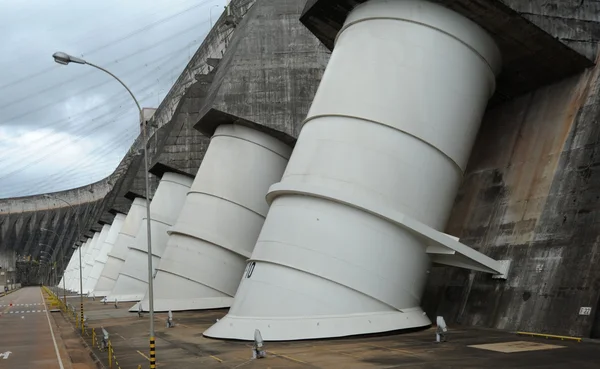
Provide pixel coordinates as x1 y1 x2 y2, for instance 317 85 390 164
205 0 501 341
60 253 76 289
87 214 127 296
69 240 89 292
90 213 126 296
83 226 110 294
84 224 112 294
72 241 89 291
95 198 147 297
80 234 99 290
134 124 291 312
106 172 193 302
69 238 91 291
63 252 76 281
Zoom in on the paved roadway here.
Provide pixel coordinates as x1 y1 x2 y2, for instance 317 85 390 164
0 287 67 368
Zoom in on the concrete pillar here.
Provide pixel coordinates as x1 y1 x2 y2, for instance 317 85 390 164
134 124 291 312
105 172 193 302
205 0 501 340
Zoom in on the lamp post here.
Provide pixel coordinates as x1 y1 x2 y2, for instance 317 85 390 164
40 250 53 288
42 194 84 334
52 51 156 368
39 238 60 297
40 228 69 306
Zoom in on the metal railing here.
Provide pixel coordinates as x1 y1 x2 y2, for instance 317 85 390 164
43 286 142 369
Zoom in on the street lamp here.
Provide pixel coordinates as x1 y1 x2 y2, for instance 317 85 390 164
40 228 68 304
39 243 57 294
42 195 84 333
52 51 156 366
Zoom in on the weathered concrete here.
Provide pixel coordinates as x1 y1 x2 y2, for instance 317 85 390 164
424 51 600 338
75 297 600 368
195 0 331 143
503 0 600 62
299 0 594 105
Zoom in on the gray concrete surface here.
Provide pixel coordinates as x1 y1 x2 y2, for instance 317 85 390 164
0 287 70 369
74 297 600 369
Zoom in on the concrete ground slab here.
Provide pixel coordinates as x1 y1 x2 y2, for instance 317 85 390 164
0 287 96 369
65 294 600 369
469 340 566 353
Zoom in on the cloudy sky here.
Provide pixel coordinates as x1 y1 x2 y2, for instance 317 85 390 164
0 0 226 198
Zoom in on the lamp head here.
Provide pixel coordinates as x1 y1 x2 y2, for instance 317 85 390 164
52 52 86 65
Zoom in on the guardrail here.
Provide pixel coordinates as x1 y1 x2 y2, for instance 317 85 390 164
43 286 142 369
516 331 583 343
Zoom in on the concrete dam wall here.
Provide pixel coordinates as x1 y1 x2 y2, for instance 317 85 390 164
3 0 600 340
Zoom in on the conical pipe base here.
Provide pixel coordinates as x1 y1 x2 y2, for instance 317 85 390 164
204 309 431 341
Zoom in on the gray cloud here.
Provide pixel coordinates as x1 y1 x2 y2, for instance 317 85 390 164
0 0 225 198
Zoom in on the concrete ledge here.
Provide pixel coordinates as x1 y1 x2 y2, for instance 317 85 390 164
300 0 594 105
124 191 148 202
149 162 196 180
194 108 298 146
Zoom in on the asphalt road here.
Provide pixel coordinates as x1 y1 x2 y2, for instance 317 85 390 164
0 287 67 369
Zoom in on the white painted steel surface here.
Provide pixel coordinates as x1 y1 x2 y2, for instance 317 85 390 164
87 214 127 295
89 213 126 296
61 253 76 289
83 226 110 294
68 238 90 291
95 198 147 297
70 237 93 292
59 254 74 289
66 246 80 289
84 224 112 294
65 242 80 291
205 0 501 340
134 124 291 313
81 233 100 288
76 236 96 290
106 172 193 302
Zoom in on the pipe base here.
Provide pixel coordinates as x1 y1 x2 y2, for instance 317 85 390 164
203 308 431 341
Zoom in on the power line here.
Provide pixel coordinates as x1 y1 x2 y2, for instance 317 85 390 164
0 37 201 153
0 0 215 91
0 46 195 166
1 20 209 124
2 58 186 185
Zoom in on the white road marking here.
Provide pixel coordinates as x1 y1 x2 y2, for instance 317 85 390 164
40 289 65 369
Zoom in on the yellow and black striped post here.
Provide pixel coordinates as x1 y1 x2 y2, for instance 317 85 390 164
80 302 85 335
108 341 113 368
150 337 156 369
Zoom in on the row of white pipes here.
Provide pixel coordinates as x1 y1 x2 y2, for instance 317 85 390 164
59 0 503 341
